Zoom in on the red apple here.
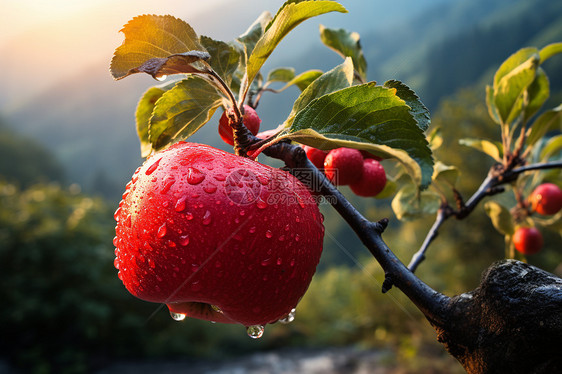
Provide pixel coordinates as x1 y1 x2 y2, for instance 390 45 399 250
219 105 261 146
113 142 324 328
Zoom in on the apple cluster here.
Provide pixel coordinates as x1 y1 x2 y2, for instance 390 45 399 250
513 183 562 255
302 145 387 197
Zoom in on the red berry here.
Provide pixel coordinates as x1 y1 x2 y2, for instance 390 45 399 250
513 227 543 255
302 145 328 170
350 159 387 197
218 105 261 146
323 148 364 185
359 150 382 161
114 142 324 327
530 183 562 216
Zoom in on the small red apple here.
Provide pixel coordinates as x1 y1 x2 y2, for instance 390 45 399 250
113 142 324 328
323 148 364 185
301 145 328 170
513 227 543 255
530 183 562 216
218 105 261 146
350 159 387 197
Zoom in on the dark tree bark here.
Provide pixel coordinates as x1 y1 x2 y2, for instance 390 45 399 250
433 260 562 373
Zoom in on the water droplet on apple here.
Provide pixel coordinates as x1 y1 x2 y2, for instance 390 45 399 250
278 235 285 242
265 230 273 238
246 325 265 339
202 210 212 225
279 308 296 324
157 222 167 238
156 75 168 82
185 212 193 220
186 167 205 185
113 207 121 221
179 235 190 246
249 226 256 234
145 158 161 175
170 311 186 321
175 196 187 212
256 199 268 209
160 177 176 194
203 183 217 194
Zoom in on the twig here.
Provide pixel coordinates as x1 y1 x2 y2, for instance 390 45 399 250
404 159 562 278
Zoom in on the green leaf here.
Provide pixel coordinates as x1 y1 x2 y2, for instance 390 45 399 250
200 36 241 85
459 138 503 162
432 161 459 187
384 80 430 132
539 42 562 64
236 11 273 65
116 51 212 81
391 184 440 221
284 82 434 188
283 70 324 91
527 104 562 146
484 201 514 236
111 15 204 80
539 134 562 161
284 58 354 127
319 25 367 81
241 1 347 101
494 53 540 124
486 85 501 124
267 67 296 83
149 77 223 151
523 67 549 122
136 84 173 157
493 47 539 87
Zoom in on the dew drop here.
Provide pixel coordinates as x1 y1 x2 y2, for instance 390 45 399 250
175 196 187 212
145 158 161 175
202 210 212 225
148 258 156 269
156 74 168 82
265 230 273 239
279 308 296 324
112 236 119 247
203 183 217 194
278 235 285 242
261 258 272 266
185 212 194 220
256 199 268 209
170 311 186 321
113 207 121 221
160 177 176 194
249 226 257 234
157 223 167 238
125 214 132 228
213 173 226 181
179 235 190 246
276 257 283 266
246 325 265 339
186 167 205 185
284 224 290 232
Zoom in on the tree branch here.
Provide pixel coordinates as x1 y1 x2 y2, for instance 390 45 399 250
259 140 450 326
405 159 562 276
